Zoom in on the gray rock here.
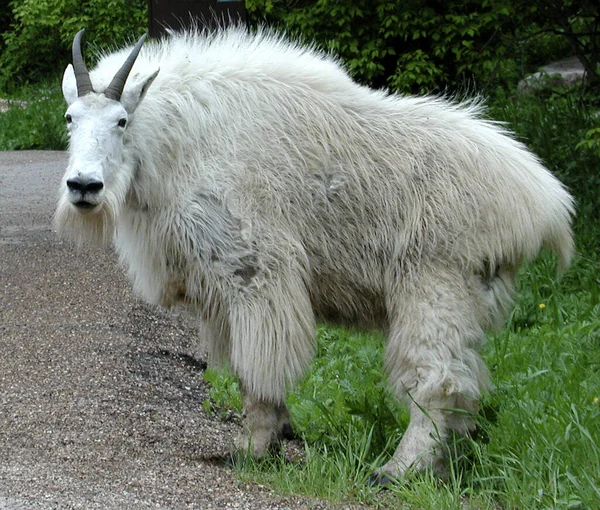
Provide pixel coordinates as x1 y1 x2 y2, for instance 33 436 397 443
518 56 588 92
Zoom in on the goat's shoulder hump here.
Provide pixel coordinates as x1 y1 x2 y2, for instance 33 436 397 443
152 28 354 90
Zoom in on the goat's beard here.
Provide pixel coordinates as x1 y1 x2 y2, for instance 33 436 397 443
53 190 122 248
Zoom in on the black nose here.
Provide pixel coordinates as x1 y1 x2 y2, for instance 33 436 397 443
66 177 104 194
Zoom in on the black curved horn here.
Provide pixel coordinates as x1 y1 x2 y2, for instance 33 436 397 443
104 34 147 102
72 29 94 97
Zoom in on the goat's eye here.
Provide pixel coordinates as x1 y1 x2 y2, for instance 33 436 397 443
65 114 72 124
118 118 127 128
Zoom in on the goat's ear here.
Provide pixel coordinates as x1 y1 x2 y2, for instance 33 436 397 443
62 64 78 106
122 68 159 113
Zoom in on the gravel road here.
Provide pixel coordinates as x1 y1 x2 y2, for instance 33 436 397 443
0 151 358 509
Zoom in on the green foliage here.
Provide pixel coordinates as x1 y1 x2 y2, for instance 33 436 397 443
247 0 598 94
518 0 600 87
475 250 600 509
202 366 242 420
0 0 147 91
247 0 522 94
0 1 12 51
289 326 404 455
577 127 600 157
2 0 596 94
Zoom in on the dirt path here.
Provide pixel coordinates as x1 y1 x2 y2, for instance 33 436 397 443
0 151 355 509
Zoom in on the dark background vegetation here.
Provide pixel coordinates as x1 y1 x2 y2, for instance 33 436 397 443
0 1 598 93
247 0 599 94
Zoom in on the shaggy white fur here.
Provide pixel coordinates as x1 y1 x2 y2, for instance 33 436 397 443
55 27 575 479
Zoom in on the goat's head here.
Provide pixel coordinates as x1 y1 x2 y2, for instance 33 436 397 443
60 30 158 213
56 30 158 245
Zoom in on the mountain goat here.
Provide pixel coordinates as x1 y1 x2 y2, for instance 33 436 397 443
55 27 575 481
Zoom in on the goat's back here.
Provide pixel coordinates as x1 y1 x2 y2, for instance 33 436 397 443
96 28 574 310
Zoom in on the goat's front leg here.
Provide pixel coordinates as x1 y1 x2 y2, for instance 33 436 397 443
227 263 315 457
235 384 293 456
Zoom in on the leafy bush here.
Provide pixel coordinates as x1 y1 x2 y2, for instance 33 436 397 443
0 0 147 91
3 1 596 95
247 0 598 94
246 0 522 94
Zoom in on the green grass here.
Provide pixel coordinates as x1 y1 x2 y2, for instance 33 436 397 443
2 80 598 508
0 78 66 151
475 251 600 509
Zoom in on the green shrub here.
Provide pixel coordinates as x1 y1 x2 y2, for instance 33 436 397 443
246 0 522 94
247 1 598 94
0 0 147 91
3 1 597 94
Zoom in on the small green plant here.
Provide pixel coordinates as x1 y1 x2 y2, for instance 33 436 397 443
576 127 600 157
202 366 242 419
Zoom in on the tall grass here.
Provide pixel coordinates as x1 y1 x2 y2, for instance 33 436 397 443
474 250 600 509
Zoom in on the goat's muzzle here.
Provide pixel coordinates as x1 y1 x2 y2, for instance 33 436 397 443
66 176 104 211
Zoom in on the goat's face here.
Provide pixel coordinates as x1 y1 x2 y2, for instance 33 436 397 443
61 93 132 212
58 30 157 216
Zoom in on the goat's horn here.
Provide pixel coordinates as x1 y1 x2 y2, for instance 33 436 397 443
72 29 94 97
104 34 147 102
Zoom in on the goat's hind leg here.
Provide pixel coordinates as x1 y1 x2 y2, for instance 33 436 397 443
376 269 490 481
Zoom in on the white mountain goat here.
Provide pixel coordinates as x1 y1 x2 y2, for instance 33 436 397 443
55 27 575 481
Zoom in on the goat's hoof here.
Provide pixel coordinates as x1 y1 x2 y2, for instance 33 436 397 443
280 422 296 440
368 471 398 487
